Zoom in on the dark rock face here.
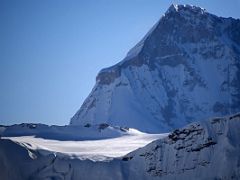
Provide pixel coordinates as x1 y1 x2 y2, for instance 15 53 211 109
96 66 121 85
70 4 240 133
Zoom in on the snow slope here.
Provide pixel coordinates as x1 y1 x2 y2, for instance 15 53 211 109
1 113 239 180
70 4 240 133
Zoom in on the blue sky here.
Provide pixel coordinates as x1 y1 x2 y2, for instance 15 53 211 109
1 0 240 125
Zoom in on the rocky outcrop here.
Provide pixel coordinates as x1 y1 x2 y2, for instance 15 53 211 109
123 112 240 179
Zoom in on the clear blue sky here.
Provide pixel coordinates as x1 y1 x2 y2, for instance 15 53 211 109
1 0 240 125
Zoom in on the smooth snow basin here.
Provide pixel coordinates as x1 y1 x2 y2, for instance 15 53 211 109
4 132 167 161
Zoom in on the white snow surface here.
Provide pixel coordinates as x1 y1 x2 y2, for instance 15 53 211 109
3 130 166 161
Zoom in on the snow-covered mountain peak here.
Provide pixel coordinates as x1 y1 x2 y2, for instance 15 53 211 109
166 4 206 16
71 5 240 133
96 4 228 86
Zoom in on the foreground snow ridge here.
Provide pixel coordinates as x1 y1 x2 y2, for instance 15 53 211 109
124 113 240 179
1 113 240 180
